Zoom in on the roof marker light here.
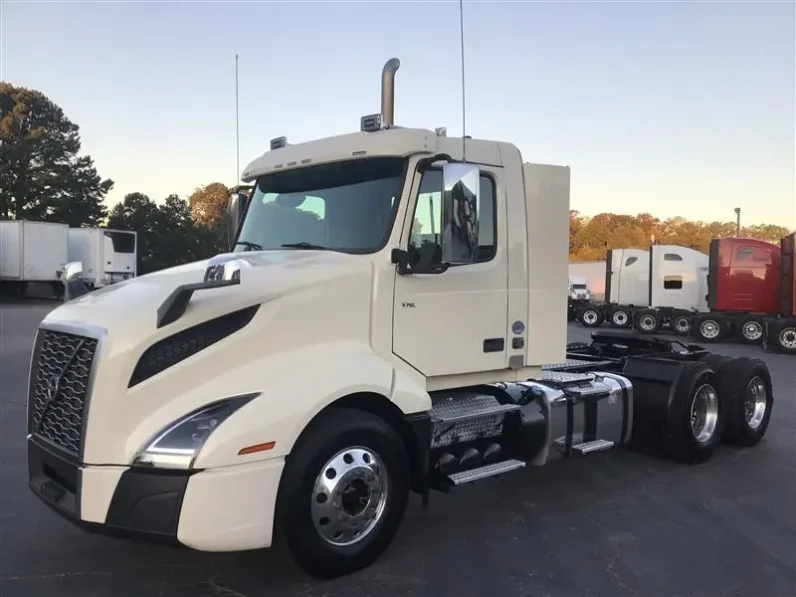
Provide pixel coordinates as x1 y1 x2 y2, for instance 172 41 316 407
361 114 382 133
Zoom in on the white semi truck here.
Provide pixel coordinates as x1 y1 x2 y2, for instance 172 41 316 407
27 59 774 579
67 227 138 288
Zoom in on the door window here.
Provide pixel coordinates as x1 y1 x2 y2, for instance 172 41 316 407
407 168 496 268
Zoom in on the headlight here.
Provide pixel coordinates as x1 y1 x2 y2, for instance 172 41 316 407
133 393 258 469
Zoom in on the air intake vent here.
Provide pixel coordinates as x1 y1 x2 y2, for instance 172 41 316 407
129 305 259 387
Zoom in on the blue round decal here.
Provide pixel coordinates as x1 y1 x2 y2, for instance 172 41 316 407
512 320 525 335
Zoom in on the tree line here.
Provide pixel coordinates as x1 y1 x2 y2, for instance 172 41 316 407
569 211 793 262
2 83 793 275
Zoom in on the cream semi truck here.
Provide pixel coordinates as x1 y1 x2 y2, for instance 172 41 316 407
27 58 774 579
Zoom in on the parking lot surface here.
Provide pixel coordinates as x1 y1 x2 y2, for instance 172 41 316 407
2 301 795 597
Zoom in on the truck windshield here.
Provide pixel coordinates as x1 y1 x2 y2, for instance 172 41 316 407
235 156 406 254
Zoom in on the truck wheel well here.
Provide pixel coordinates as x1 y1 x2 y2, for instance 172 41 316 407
296 392 428 496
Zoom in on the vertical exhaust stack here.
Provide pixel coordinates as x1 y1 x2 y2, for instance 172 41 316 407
381 58 400 128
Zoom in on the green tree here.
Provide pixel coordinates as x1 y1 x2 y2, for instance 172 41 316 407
0 83 113 224
107 192 160 273
108 192 225 274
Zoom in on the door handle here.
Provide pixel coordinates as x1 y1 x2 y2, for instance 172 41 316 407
483 338 505 353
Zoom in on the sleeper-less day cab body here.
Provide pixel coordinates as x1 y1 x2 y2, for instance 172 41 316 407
27 58 775 579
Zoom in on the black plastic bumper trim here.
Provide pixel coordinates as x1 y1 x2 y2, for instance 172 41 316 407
28 438 195 546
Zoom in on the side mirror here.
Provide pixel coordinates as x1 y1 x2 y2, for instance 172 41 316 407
227 191 249 250
441 162 480 265
59 261 90 302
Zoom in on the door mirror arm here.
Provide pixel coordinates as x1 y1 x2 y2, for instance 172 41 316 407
391 248 450 276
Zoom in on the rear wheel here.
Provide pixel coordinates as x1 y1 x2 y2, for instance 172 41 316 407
776 323 796 354
664 361 724 464
672 314 691 335
635 309 661 334
610 308 631 328
278 408 410 579
701 355 773 446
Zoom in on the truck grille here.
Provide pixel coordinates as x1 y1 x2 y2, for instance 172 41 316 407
27 329 99 458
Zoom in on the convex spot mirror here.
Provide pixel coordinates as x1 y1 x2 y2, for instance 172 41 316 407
441 162 480 265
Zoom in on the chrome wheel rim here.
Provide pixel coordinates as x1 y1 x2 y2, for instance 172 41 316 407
744 376 768 430
779 327 796 350
311 447 389 547
639 315 656 331
674 317 690 333
700 320 720 339
690 383 720 443
583 310 598 325
613 311 628 326
742 321 763 341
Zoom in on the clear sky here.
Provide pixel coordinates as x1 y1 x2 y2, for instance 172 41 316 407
2 0 794 228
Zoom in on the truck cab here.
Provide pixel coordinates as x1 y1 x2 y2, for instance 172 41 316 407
568 276 591 301
26 58 774 580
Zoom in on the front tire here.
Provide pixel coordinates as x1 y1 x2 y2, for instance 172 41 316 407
578 306 604 328
278 408 410 579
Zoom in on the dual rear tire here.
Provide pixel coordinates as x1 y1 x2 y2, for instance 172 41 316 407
660 357 773 464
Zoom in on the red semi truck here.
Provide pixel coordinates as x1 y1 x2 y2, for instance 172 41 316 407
690 233 796 353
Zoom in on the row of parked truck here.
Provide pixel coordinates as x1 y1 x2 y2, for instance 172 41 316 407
570 234 796 354
0 220 138 297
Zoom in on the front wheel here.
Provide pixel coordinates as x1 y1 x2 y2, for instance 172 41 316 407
278 408 410 579
578 306 603 328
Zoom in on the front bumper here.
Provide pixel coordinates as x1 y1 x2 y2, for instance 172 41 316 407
28 437 285 551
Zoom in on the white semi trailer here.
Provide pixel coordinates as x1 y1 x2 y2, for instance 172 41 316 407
27 59 774 580
67 227 138 288
0 220 69 297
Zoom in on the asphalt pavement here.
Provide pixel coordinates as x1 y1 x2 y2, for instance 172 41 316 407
1 301 795 597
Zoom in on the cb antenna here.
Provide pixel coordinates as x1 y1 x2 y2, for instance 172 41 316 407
458 0 467 161
235 53 240 184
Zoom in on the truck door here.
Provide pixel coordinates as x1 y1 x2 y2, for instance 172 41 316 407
392 165 508 377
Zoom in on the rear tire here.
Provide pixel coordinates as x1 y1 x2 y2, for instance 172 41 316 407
774 322 796 354
610 307 632 328
701 355 773 447
672 314 691 335
635 309 661 334
277 408 410 579
663 361 724 464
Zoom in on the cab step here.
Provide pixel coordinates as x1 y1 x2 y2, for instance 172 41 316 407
447 458 526 485
431 393 520 423
554 437 615 455
430 392 521 449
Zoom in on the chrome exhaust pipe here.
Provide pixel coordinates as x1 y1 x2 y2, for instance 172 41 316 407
381 58 400 128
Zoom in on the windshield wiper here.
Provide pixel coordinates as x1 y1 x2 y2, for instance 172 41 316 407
235 241 264 251
281 242 328 250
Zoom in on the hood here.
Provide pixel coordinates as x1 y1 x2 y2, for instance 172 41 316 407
43 250 372 333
